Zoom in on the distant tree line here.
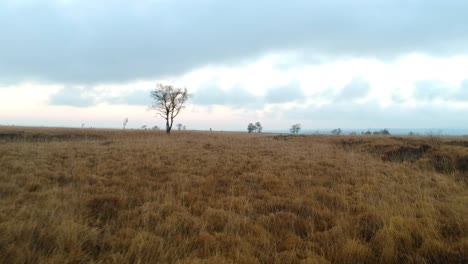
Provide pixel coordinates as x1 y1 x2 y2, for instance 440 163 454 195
247 122 302 135
332 128 390 135
361 129 390 135
145 83 395 136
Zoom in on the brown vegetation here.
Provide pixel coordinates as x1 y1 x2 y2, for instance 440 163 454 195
0 127 467 263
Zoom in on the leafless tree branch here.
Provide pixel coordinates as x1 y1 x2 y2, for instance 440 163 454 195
149 84 189 134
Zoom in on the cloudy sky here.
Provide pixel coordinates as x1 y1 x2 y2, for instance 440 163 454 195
1 0 467 132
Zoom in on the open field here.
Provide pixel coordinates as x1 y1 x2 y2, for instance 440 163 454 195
0 127 467 263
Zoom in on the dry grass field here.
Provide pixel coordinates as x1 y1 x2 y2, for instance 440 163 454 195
0 127 467 263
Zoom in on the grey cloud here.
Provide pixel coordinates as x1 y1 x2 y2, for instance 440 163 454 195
265 83 304 103
49 87 93 107
193 86 262 108
413 80 468 102
391 93 406 104
126 90 151 105
413 80 447 101
284 102 467 129
51 88 151 107
228 89 260 107
1 0 468 84
107 90 151 105
193 84 306 108
336 78 371 101
315 88 337 101
453 80 468 100
193 87 228 106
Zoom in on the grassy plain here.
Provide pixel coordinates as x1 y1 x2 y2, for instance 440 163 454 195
0 127 467 263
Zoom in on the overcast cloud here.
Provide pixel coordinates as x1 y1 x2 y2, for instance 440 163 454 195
1 0 468 84
1 1 468 131
191 86 262 108
413 80 468 102
49 87 93 107
283 102 468 129
456 80 468 100
265 83 304 104
335 78 371 102
107 90 152 106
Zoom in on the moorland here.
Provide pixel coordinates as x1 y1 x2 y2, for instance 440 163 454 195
0 127 467 263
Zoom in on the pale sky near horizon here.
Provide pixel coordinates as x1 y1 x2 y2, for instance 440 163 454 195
1 0 467 131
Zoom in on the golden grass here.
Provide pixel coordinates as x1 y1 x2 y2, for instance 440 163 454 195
0 127 467 263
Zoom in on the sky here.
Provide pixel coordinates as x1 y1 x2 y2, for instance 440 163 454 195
1 0 467 132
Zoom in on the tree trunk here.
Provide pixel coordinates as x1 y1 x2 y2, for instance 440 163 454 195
166 119 171 134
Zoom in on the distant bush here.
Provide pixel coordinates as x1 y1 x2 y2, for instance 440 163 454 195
247 122 263 133
361 129 390 135
290 124 301 134
373 129 390 135
247 123 256 133
332 128 342 135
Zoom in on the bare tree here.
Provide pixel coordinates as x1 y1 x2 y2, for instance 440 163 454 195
149 84 189 134
177 123 183 131
331 128 342 135
290 124 301 135
247 123 257 133
123 118 128 129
